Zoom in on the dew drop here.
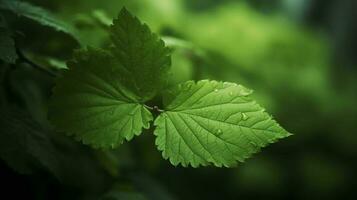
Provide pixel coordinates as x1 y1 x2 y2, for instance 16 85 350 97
211 81 218 86
128 110 136 116
229 91 234 96
240 89 252 96
216 129 223 136
183 82 193 91
214 89 219 93
242 113 248 120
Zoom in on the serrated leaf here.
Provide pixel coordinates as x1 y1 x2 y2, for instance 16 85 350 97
110 8 171 101
0 0 80 43
49 47 153 149
154 80 291 167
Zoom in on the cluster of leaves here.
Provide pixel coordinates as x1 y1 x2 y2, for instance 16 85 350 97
5 0 357 199
0 1 292 198
48 8 291 167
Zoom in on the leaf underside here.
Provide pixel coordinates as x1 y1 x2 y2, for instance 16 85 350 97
154 80 291 167
49 48 153 149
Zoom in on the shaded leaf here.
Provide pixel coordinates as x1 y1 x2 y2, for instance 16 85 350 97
110 8 171 101
0 0 80 43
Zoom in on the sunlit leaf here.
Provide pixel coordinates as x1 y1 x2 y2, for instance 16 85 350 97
154 80 291 167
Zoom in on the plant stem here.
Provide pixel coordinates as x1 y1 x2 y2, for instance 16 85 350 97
144 105 164 112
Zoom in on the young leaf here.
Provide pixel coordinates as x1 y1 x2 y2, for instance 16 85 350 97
154 80 291 167
110 8 171 101
49 48 153 149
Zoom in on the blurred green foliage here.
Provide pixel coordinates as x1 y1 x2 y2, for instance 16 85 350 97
1 0 356 199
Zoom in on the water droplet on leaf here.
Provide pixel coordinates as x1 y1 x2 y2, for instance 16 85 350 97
183 82 193 91
216 129 223 136
240 89 251 96
242 113 248 120
214 89 219 92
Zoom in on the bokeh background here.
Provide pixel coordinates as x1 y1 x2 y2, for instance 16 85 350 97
1 0 357 199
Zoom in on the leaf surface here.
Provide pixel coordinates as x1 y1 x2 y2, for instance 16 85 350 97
154 80 291 167
110 8 171 101
49 48 153 148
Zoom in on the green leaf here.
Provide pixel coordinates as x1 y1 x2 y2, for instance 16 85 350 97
110 8 171 101
154 80 291 167
49 47 153 149
0 0 80 43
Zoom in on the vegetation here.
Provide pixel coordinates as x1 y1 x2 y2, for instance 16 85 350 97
1 0 356 199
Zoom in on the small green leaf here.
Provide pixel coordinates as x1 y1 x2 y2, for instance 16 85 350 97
154 80 291 167
49 47 153 149
110 8 171 101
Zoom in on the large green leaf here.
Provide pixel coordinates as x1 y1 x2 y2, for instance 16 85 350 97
110 8 171 101
49 47 153 149
154 80 291 167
